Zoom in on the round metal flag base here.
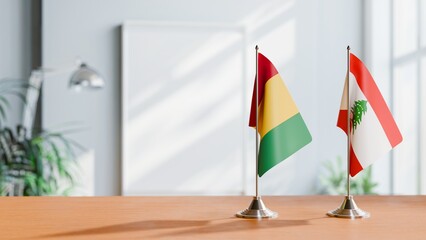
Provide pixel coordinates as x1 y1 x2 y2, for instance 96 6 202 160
236 196 278 219
327 195 370 219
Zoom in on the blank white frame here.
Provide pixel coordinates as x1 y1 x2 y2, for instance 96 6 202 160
121 21 248 195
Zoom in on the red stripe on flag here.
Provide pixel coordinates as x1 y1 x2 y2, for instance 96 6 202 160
337 109 348 133
350 145 364 177
350 53 403 147
338 109 364 177
248 53 279 127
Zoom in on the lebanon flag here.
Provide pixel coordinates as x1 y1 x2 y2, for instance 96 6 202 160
249 53 312 177
337 53 403 177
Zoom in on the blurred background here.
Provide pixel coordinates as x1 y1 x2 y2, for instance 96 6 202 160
0 0 424 196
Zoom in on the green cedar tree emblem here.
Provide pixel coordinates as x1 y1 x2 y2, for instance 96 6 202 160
351 100 368 131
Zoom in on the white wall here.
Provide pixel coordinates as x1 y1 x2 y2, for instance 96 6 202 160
42 0 363 195
0 0 32 127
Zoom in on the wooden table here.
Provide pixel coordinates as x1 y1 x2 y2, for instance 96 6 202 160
1 196 425 239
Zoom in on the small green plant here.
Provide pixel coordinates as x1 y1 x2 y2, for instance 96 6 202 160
319 156 378 195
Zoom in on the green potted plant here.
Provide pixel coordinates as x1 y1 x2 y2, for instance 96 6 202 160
0 79 80 196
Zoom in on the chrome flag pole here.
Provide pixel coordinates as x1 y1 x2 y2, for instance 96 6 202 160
236 45 277 219
327 46 369 219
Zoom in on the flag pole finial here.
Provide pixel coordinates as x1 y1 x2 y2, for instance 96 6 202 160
255 45 259 50
347 45 351 51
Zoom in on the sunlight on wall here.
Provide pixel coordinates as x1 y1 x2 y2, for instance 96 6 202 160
241 0 294 32
172 31 244 79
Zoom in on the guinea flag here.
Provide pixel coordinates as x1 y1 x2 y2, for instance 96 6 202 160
337 53 403 177
249 53 312 177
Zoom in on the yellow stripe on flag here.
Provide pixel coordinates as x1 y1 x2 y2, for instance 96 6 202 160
258 74 299 138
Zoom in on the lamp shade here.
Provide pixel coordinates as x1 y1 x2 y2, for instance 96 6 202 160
69 63 104 90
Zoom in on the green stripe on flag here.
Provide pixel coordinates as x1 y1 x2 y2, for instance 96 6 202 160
258 113 312 177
